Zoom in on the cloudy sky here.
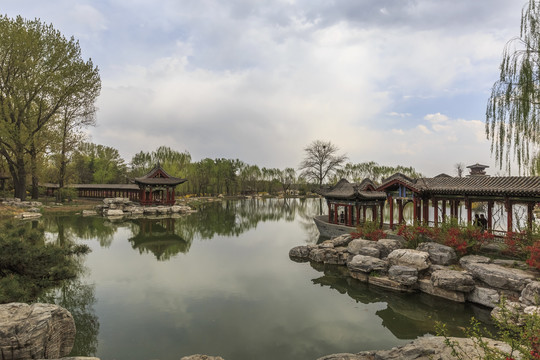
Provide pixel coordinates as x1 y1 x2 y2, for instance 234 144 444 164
2 0 527 176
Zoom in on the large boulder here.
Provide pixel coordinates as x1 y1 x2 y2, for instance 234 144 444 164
289 245 312 259
104 209 124 217
377 239 403 258
461 261 535 292
416 242 457 265
0 303 75 360
388 265 418 286
330 234 353 247
347 239 383 255
520 281 540 306
467 286 500 308
430 269 475 292
387 249 430 271
347 255 388 274
309 247 349 265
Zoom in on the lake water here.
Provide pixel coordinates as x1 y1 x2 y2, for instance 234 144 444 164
39 198 493 360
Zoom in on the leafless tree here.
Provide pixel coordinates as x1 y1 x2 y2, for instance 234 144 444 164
455 163 465 178
299 140 347 187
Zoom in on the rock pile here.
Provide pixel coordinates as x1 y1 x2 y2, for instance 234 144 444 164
93 198 196 218
290 234 540 309
1 197 43 219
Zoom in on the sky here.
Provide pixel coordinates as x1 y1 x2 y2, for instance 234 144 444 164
1 0 528 176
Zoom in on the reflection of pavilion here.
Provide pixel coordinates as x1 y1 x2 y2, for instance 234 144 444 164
128 218 192 261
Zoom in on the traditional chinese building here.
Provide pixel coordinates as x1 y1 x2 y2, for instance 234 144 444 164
42 164 187 206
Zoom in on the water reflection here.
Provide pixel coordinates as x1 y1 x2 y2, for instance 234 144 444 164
309 262 495 339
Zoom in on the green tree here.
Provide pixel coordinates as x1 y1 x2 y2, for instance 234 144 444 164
0 16 101 199
299 140 347 188
486 0 540 173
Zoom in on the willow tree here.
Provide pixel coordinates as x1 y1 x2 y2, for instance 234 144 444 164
0 16 101 199
486 1 540 173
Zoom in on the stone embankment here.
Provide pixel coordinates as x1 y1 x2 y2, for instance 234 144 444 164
86 198 196 218
289 234 540 311
1 197 43 219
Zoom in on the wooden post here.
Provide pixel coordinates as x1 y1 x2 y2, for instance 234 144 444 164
466 197 472 225
388 195 394 230
528 202 534 230
433 198 439 227
334 204 338 224
413 197 418 223
487 201 493 230
441 200 446 222
505 198 513 233
423 198 429 224
379 201 384 228
348 205 353 226
328 203 332 223
398 199 403 224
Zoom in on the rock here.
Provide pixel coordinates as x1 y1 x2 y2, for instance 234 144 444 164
143 207 158 215
431 269 475 292
347 255 388 274
170 205 183 213
467 286 500 308
104 209 124 217
377 238 403 258
347 239 382 255
317 336 513 360
82 210 98 216
309 247 348 265
289 245 311 259
416 279 466 302
520 281 540 306
459 255 491 267
461 261 535 292
388 265 418 286
0 303 75 360
330 234 353 247
357 246 380 258
416 242 457 265
524 305 540 316
369 276 416 292
319 241 335 249
155 206 170 214
491 301 523 325
387 249 430 271
181 355 224 360
18 212 42 219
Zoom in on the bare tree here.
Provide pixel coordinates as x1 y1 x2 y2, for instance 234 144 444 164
455 163 465 178
299 140 347 187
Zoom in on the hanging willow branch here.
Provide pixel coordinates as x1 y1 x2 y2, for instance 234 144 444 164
486 0 540 174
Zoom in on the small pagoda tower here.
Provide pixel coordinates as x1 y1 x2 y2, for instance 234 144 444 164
466 163 489 177
133 164 187 205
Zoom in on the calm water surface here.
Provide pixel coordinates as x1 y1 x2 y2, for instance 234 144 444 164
40 198 492 360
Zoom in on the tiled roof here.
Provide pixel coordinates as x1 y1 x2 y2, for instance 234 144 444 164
376 173 540 198
319 179 387 200
133 165 187 186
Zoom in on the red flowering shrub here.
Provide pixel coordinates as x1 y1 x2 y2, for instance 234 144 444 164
526 240 540 270
352 221 385 241
397 223 438 248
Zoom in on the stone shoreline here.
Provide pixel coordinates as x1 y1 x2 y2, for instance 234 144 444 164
290 233 540 311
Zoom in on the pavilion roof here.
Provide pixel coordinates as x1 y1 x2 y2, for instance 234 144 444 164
133 165 187 187
318 178 387 200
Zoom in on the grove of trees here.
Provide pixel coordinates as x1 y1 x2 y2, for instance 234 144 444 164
0 16 101 200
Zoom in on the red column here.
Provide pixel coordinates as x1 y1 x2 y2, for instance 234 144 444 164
398 199 403 224
506 198 513 233
466 198 472 224
348 205 353 226
433 199 439 227
413 197 418 223
442 200 446 222
487 201 493 230
528 202 534 230
356 205 360 225
328 203 332 222
423 198 429 224
334 204 338 224
388 195 394 230
379 202 384 228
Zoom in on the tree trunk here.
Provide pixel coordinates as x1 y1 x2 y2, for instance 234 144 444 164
14 160 27 200
30 143 39 199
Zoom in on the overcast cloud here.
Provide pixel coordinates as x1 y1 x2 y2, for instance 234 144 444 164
1 0 526 175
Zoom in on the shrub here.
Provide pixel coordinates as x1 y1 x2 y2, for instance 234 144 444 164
526 241 540 270
351 220 385 241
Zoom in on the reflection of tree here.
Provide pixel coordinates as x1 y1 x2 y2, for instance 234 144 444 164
309 263 495 339
42 215 118 247
127 218 192 261
39 278 99 356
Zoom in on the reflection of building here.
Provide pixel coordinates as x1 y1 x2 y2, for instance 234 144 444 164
42 165 187 206
128 218 191 261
